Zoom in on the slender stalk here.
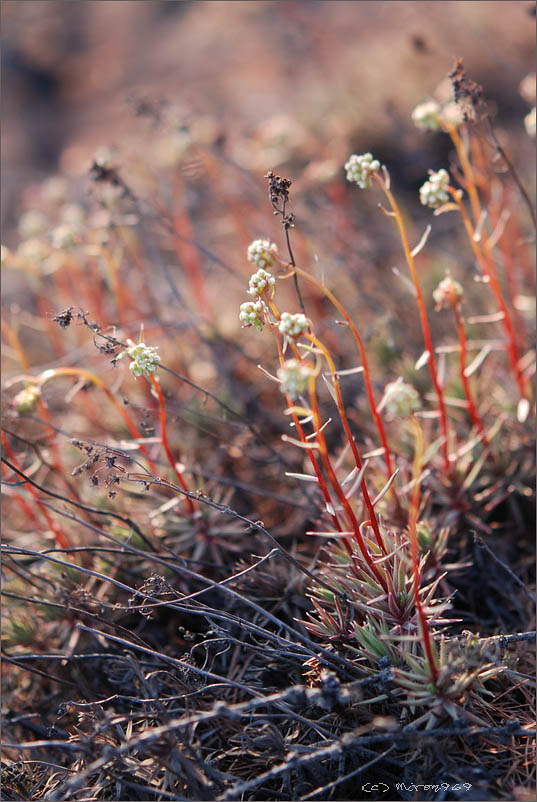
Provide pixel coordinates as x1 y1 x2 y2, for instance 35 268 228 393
449 298 490 450
306 373 390 591
375 176 452 474
451 190 527 398
445 123 482 225
268 305 350 551
149 374 196 516
1 430 69 549
280 263 395 479
408 419 438 683
306 333 387 554
37 368 157 473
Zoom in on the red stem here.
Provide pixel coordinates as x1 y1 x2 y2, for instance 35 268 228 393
150 375 196 515
451 299 490 448
378 179 452 475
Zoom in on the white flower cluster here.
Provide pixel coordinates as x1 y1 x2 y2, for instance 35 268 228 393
18 211 48 239
383 380 420 420
248 268 276 299
419 169 451 209
525 107 536 139
52 225 77 250
433 275 464 310
411 100 442 131
411 99 464 131
278 312 309 340
277 359 313 400
344 153 381 189
125 340 161 378
239 300 267 332
247 239 278 269
13 384 41 414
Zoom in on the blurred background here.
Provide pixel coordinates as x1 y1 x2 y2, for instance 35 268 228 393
2 0 535 235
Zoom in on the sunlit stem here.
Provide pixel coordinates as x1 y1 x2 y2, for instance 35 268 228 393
1 430 69 549
444 122 482 225
268 301 351 553
306 333 387 554
307 372 390 591
38 367 157 473
279 263 395 479
408 418 439 684
449 296 491 452
451 189 527 398
374 174 452 475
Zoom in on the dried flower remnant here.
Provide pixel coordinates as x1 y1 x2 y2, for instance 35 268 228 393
239 300 267 332
344 153 381 188
449 57 486 122
419 169 451 209
433 275 464 310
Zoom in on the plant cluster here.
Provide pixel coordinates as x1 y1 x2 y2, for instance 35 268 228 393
1 59 535 801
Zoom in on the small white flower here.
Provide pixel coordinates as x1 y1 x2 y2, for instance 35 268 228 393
383 380 420 420
60 203 85 227
439 101 465 127
1 245 12 267
278 312 309 340
247 239 278 269
277 359 314 400
248 268 276 299
344 153 381 188
13 384 41 414
123 338 161 379
18 211 48 239
17 238 51 265
239 300 267 332
411 100 442 131
419 168 451 209
52 225 77 250
41 176 69 205
524 107 536 139
433 275 464 310
519 73 536 105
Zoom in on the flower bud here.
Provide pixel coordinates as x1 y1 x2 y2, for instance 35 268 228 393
419 168 451 209
247 239 278 269
125 341 161 379
239 300 267 332
14 384 41 414
278 312 309 340
344 153 381 188
248 268 276 299
383 380 420 420
277 359 314 400
525 107 536 139
411 100 442 131
433 275 464 310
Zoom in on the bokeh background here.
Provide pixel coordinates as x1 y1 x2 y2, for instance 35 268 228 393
2 0 536 235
